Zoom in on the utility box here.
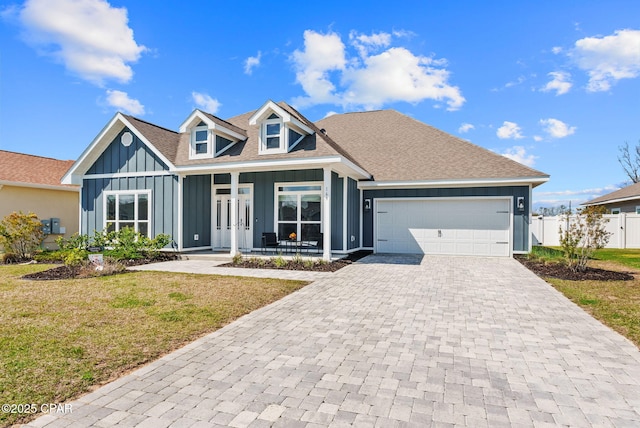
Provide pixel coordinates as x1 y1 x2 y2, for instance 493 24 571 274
51 218 61 234
41 219 51 235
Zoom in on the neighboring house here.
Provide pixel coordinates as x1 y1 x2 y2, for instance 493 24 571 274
0 150 79 249
583 182 640 214
62 100 549 259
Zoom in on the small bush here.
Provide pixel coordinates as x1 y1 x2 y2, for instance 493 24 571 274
272 256 287 268
232 253 243 264
0 212 44 260
559 206 612 272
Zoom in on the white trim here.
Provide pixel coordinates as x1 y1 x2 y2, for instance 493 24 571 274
359 187 364 249
177 175 184 251
0 180 80 192
103 189 153 236
230 172 239 256
323 167 332 261
358 176 549 190
62 113 177 185
585 195 640 207
259 116 287 155
189 125 213 159
528 184 533 253
179 110 247 141
248 100 314 135
373 196 513 257
172 155 371 179
212 183 254 251
82 170 173 180
273 181 324 243
342 177 348 252
78 182 83 235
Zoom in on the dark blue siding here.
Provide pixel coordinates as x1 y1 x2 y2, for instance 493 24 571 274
362 186 530 252
87 128 168 174
81 175 178 241
182 175 211 248
331 173 343 251
347 178 360 250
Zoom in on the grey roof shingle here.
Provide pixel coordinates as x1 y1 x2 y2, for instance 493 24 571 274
123 103 548 184
315 110 548 182
584 182 640 205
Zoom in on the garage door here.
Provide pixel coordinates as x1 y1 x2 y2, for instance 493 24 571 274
375 198 511 256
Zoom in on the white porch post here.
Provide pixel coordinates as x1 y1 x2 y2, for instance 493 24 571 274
323 167 332 261
230 171 239 257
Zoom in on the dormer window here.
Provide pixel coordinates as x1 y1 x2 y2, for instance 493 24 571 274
190 121 211 158
261 113 285 154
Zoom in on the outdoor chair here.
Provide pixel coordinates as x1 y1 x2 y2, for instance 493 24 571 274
261 232 280 254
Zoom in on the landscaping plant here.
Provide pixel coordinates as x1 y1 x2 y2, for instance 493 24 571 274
559 205 612 272
0 211 44 261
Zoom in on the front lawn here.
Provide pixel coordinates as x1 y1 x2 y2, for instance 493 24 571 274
0 264 307 427
525 246 640 349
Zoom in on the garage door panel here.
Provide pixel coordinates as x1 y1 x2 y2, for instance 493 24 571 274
376 199 511 257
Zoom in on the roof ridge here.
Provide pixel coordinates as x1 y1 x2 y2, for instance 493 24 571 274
122 114 178 134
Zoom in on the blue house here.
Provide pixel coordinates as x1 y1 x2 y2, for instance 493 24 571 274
62 100 548 260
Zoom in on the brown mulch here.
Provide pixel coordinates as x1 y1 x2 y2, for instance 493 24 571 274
221 250 373 272
515 255 635 281
20 253 180 281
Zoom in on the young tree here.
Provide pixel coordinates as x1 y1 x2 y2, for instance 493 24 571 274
0 211 45 260
559 205 611 272
618 140 640 183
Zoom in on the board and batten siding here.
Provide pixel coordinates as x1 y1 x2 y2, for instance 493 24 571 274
363 186 530 252
182 175 212 248
81 128 179 242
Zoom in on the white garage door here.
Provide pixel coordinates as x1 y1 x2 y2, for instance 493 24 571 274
376 198 511 257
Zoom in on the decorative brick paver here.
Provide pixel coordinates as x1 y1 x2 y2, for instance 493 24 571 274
24 255 640 427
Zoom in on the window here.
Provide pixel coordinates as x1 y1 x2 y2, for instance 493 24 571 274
190 123 211 158
215 135 233 156
275 183 322 241
611 208 621 214
105 191 151 236
636 206 640 214
260 113 284 153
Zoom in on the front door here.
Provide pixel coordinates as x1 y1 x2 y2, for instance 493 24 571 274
213 186 253 250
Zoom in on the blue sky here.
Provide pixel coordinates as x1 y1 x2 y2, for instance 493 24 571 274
1 0 639 210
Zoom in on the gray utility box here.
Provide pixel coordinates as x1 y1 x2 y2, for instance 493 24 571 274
51 218 61 234
41 219 51 235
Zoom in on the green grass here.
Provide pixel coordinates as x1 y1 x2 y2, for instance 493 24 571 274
0 264 307 427
531 247 640 349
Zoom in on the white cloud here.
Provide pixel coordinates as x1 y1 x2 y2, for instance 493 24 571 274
540 118 576 138
106 90 144 115
458 123 474 133
244 51 261 75
18 0 146 85
501 146 536 167
551 46 563 54
192 92 221 113
497 121 524 139
572 29 640 92
541 71 572 95
533 135 543 142
291 30 464 111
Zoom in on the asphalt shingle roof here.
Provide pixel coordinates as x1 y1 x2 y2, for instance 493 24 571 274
0 150 76 188
584 182 640 205
120 102 549 184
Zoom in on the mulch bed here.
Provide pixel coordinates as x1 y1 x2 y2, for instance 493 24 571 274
515 255 635 281
221 250 373 272
20 253 180 281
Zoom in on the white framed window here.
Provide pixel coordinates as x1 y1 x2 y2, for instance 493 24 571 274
104 190 152 237
190 123 212 158
260 113 285 154
611 208 621 214
636 206 640 214
274 182 322 241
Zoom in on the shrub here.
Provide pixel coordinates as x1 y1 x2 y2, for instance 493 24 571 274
272 255 287 268
232 253 243 264
559 206 612 272
0 211 44 260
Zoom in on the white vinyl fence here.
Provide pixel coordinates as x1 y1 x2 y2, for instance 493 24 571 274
532 214 640 249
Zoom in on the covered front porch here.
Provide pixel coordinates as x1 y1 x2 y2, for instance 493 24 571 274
178 164 364 262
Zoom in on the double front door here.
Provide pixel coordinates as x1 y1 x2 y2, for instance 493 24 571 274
213 187 253 250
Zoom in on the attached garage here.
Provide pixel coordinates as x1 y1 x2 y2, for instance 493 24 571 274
375 198 512 257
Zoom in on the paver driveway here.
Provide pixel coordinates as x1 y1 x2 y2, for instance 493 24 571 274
27 255 640 427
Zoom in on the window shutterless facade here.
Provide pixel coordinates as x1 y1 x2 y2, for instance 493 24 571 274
104 190 152 236
190 124 211 158
275 183 322 241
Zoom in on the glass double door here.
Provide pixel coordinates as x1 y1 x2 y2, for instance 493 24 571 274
213 187 252 250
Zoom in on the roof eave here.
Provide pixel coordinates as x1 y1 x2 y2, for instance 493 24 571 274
358 176 550 190
0 180 80 192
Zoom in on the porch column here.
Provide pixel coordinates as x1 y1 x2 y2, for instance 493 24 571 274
230 171 239 257
323 166 332 261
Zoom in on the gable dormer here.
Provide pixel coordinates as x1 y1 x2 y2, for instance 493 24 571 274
249 101 314 155
179 110 247 160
